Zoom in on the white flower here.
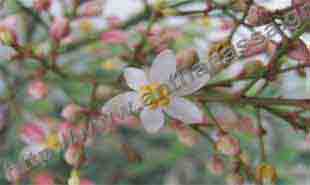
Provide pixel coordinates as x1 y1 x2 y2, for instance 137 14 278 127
102 50 207 133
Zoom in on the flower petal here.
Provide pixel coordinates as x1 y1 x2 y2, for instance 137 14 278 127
20 145 45 161
20 123 46 145
102 91 142 120
150 50 177 83
124 68 149 91
164 97 203 124
170 63 211 96
140 108 165 133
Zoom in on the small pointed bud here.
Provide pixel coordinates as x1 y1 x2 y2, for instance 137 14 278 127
176 48 199 70
61 104 82 121
28 80 49 100
50 17 70 41
65 143 85 168
256 164 277 184
207 156 224 175
34 0 52 12
216 134 240 156
226 173 244 185
0 26 17 47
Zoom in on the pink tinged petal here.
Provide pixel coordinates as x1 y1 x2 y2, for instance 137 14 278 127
164 97 203 124
111 115 140 127
0 16 18 31
288 40 310 62
20 123 46 145
150 50 177 83
20 145 45 161
292 0 309 7
140 108 165 133
124 68 149 91
49 17 70 41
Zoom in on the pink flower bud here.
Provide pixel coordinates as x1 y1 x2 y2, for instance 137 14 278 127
28 80 49 100
65 143 85 168
216 135 240 156
177 127 199 147
101 30 128 44
50 17 70 41
288 40 310 62
208 156 224 175
246 5 272 26
61 104 82 121
33 172 55 185
34 0 52 12
5 164 24 183
237 116 259 135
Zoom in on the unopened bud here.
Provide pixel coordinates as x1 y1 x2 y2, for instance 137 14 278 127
28 80 49 100
34 0 52 12
208 156 224 175
176 48 199 70
216 134 240 156
50 17 70 41
61 103 82 121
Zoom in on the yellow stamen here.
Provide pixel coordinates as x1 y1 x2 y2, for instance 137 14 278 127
140 83 171 110
45 133 61 150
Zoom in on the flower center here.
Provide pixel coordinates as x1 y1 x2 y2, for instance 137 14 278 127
45 133 61 150
140 83 171 110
